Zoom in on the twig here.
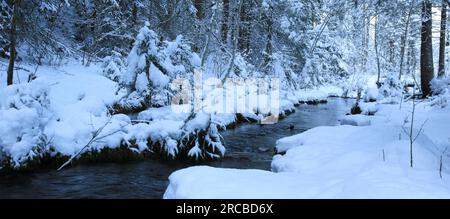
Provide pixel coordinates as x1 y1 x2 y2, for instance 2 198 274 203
131 119 152 124
413 118 428 143
57 117 114 171
28 65 39 83
440 147 448 179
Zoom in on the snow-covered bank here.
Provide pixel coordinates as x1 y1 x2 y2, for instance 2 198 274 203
0 62 128 168
164 93 450 198
0 20 357 170
0 60 346 170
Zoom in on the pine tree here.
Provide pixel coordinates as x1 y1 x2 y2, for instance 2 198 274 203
117 22 201 111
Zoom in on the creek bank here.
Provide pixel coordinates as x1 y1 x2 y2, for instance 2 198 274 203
0 96 329 174
0 98 354 198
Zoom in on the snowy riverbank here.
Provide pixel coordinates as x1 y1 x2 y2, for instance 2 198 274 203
164 92 450 198
0 61 345 170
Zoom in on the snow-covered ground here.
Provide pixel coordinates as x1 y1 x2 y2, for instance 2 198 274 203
164 92 450 199
0 61 344 169
0 62 128 167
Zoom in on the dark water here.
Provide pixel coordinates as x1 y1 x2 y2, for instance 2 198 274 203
0 98 354 199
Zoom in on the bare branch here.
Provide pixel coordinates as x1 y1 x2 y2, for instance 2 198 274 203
57 117 116 171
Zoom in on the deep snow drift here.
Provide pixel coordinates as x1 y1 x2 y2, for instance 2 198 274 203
164 90 450 199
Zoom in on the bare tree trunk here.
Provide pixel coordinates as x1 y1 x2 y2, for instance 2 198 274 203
221 0 242 82
375 14 381 88
406 40 412 76
200 5 218 66
129 2 138 49
399 0 415 80
389 40 395 65
408 39 417 77
194 0 203 20
7 0 20 86
263 6 273 67
365 5 370 53
439 0 447 78
131 3 138 31
399 35 407 79
421 0 435 97
222 0 229 44
238 1 250 53
409 93 416 168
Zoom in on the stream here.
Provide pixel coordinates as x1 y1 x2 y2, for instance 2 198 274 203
0 98 354 199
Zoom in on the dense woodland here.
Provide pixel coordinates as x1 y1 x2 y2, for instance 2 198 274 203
0 0 447 93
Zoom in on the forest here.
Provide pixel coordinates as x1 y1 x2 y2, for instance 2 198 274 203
1 0 450 199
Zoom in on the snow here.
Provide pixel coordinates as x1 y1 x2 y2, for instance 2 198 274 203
318 85 344 97
359 102 379 115
138 106 189 121
340 115 371 126
0 62 128 164
0 82 52 166
431 78 449 95
295 89 328 103
164 165 450 199
283 89 327 105
0 60 197 165
363 87 378 102
284 86 343 104
38 64 122 154
165 97 450 199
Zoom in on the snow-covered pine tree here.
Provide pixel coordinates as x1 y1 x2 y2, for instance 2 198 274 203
116 22 160 112
0 81 53 168
116 22 201 112
378 73 403 104
102 50 126 84
85 0 137 58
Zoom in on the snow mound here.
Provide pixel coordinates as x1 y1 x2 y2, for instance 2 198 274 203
363 87 378 102
137 106 189 121
164 166 315 199
359 102 378 115
340 115 371 126
0 80 52 167
295 90 328 103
